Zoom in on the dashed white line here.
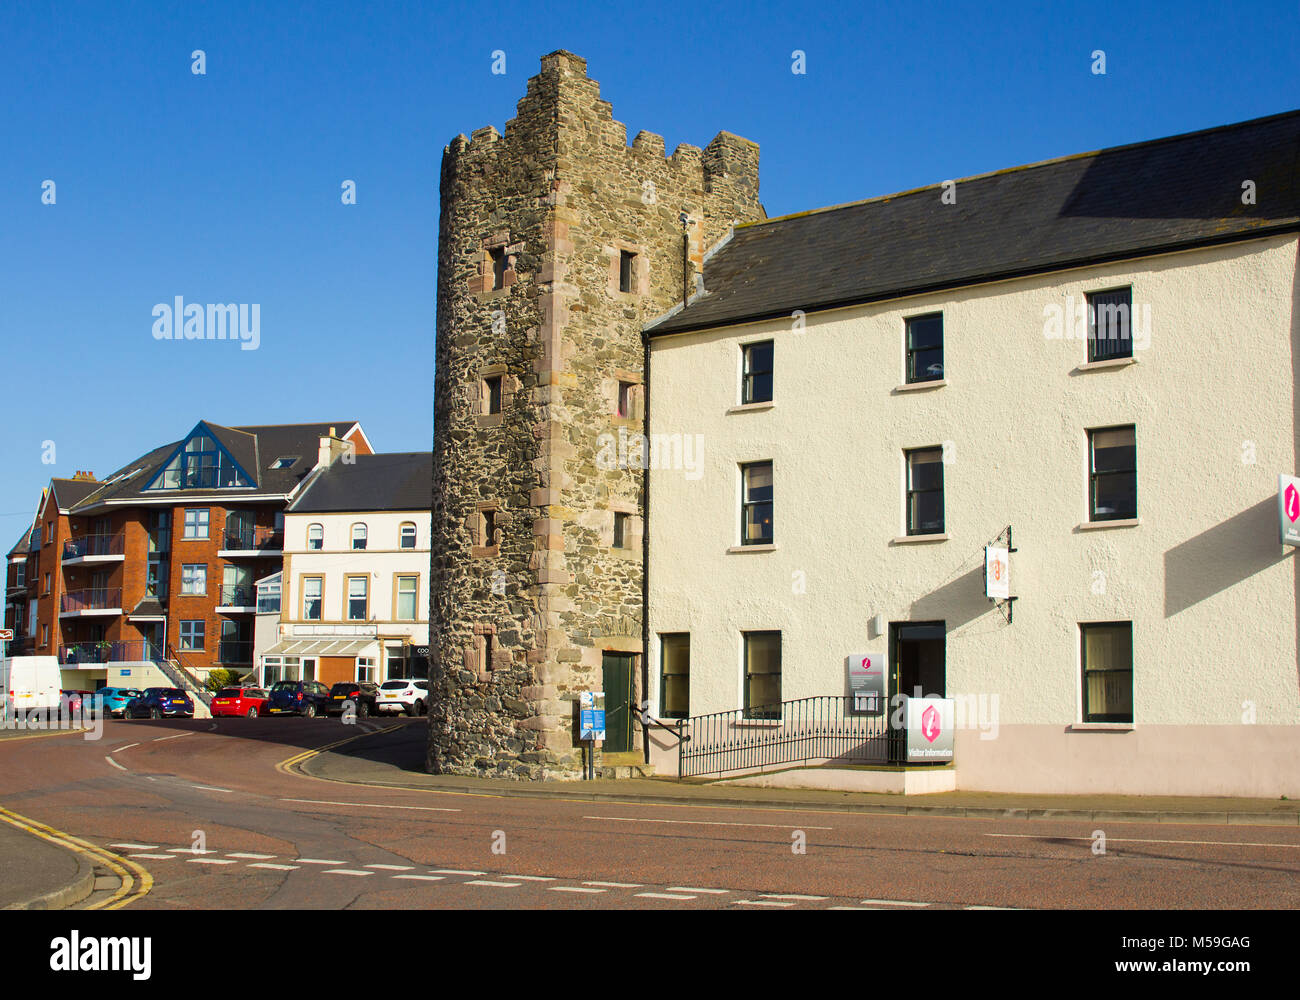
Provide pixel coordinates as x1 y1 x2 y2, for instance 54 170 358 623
587 816 832 831
433 869 486 876
393 874 445 882
761 893 828 901
250 863 299 871
128 854 176 860
191 784 232 794
227 853 277 860
295 859 347 865
105 757 127 772
168 848 217 855
584 881 642 888
324 869 375 877
365 864 414 871
109 843 158 850
153 732 193 742
636 892 697 901
466 880 522 888
188 858 239 866
735 899 794 907
496 875 555 882
667 886 728 894
550 886 606 894
828 905 878 910
861 899 929 907
115 743 140 752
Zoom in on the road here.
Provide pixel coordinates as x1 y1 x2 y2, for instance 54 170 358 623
0 716 1297 910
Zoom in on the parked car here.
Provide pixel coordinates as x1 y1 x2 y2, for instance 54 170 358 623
210 687 270 718
375 678 429 716
266 680 333 718
94 687 143 718
327 681 380 718
58 690 95 717
125 688 194 719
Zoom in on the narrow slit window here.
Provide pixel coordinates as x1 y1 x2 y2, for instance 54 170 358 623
619 250 636 293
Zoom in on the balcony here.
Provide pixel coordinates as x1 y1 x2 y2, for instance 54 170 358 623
62 533 125 565
59 588 123 617
216 639 254 664
216 584 257 612
59 640 164 665
218 527 284 558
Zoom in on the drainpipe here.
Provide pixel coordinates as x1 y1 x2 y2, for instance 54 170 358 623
640 329 651 765
679 212 690 308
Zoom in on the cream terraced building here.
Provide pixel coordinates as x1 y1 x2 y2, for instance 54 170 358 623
642 110 1300 797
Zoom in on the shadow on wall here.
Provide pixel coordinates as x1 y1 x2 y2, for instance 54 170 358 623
909 565 990 631
1164 496 1290 617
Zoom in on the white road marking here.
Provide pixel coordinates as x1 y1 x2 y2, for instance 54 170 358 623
295 859 347 865
466 880 522 888
188 858 239 865
861 899 928 907
965 905 1018 910
636 892 697 901
985 833 1300 850
168 848 217 855
393 874 445 882
550 886 606 894
283 798 460 813
115 743 140 752
227 853 277 860
109 843 158 850
828 905 879 910
128 854 176 860
667 886 728 894
761 893 828 901
366 864 415 871
735 899 794 907
584 881 642 888
191 784 232 793
250 863 299 871
325 869 375 877
433 869 485 876
105 757 127 772
586 816 832 831
496 875 555 882
153 732 193 742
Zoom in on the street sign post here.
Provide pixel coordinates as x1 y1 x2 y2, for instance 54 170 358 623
1279 475 1300 546
579 691 606 780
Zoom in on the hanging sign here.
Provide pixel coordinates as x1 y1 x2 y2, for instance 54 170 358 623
985 545 1010 600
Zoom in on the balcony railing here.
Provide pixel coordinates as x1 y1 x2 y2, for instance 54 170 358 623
59 640 164 665
216 639 253 664
60 588 122 613
218 585 256 608
220 527 283 553
62 533 125 560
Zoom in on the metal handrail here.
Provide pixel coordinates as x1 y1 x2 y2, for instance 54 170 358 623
163 645 213 707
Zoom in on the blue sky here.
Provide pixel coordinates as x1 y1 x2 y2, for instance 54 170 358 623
0 0 1296 542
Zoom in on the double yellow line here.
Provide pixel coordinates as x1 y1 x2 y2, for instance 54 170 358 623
276 723 406 776
0 804 152 910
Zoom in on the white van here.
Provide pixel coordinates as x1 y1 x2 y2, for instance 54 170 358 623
2 656 63 719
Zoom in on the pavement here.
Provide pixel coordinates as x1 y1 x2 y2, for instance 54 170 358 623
0 814 96 910
303 722 1300 826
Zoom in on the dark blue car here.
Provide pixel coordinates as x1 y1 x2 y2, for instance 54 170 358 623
125 688 194 719
266 680 332 718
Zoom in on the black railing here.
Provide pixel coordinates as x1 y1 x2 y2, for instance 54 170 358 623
218 585 256 608
60 588 122 613
221 527 283 553
678 696 901 778
59 640 164 664
217 639 253 664
163 646 212 707
63 533 125 559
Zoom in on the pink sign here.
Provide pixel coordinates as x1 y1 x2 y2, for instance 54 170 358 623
1287 483 1299 523
921 704 941 743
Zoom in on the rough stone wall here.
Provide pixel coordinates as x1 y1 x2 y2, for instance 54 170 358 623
430 50 762 780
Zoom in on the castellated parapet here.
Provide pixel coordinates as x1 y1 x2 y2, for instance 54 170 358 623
429 50 762 779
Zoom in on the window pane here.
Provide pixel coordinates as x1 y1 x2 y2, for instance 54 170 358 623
1092 428 1136 472
906 314 943 351
743 463 773 500
745 632 781 674
660 634 690 719
744 502 773 543
910 492 944 534
908 450 943 490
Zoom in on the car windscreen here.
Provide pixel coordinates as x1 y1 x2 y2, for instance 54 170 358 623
216 689 240 698
380 681 408 690
270 682 298 692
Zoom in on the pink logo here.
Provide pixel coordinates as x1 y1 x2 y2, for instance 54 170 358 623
921 705 941 743
1287 484 1299 523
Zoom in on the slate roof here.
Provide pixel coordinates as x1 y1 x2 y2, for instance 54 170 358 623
6 526 37 559
51 478 108 510
288 453 432 514
69 421 364 510
649 109 1300 337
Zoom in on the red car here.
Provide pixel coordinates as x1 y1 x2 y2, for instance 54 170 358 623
210 686 270 718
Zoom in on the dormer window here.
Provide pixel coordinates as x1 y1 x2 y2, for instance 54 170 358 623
146 424 253 490
270 456 299 470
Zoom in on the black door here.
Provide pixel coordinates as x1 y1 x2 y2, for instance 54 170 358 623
601 652 636 753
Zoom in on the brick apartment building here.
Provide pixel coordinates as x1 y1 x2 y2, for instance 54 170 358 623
8 420 372 692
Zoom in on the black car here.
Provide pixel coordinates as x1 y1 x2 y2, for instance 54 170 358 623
126 688 195 719
326 681 381 718
266 680 333 718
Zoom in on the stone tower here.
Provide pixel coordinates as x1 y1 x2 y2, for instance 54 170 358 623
429 51 762 780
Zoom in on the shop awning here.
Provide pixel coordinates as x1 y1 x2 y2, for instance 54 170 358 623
261 637 376 658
